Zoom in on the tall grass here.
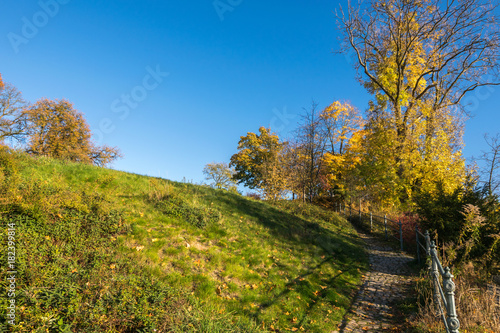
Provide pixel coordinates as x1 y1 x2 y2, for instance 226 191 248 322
409 257 499 333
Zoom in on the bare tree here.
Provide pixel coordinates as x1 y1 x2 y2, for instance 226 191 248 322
295 102 326 202
480 133 500 195
0 83 28 144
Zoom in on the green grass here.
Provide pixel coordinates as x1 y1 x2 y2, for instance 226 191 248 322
0 150 369 332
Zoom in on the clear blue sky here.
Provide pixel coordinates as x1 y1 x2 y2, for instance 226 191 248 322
1 1 499 186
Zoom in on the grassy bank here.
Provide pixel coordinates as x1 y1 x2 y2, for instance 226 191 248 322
0 149 368 332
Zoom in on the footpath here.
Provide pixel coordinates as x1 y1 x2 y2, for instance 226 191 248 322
337 232 416 332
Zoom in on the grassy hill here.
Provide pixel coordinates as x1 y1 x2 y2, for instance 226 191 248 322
0 148 368 332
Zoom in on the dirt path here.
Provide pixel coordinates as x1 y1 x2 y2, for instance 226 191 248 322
337 232 416 332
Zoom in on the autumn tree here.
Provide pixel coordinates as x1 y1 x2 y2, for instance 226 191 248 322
337 0 498 204
355 117 404 207
0 78 28 144
339 0 499 145
25 99 121 166
230 127 284 189
203 162 237 191
257 143 298 200
319 101 364 198
282 140 309 201
320 101 363 156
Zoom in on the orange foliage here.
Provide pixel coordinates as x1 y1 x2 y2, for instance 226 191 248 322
25 99 121 166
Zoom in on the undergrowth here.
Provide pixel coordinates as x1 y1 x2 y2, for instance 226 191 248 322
410 264 499 333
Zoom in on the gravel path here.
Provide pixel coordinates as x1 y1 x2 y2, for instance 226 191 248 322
337 232 416 332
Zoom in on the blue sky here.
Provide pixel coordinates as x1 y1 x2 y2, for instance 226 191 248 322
1 0 499 187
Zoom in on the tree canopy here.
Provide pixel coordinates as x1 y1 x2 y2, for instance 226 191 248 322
203 162 237 191
25 99 121 166
0 80 28 144
230 127 284 190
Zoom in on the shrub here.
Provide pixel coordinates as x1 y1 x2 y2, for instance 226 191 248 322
0 146 19 192
391 212 420 250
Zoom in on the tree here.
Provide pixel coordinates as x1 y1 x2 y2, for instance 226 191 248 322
322 128 368 200
0 79 28 144
203 162 237 191
339 0 499 145
295 102 326 202
319 101 364 199
25 99 121 166
230 127 284 189
337 0 493 204
320 101 363 156
258 143 296 200
480 133 500 196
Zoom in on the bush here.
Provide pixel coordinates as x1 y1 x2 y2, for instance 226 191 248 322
415 180 500 273
0 146 19 192
391 212 420 250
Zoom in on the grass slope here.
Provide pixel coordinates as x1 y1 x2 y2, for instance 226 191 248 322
0 150 368 332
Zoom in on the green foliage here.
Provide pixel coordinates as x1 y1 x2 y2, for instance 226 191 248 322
0 145 19 192
203 162 237 191
415 181 481 243
415 179 500 273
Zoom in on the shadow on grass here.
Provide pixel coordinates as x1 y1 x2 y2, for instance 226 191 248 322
211 191 366 261
203 191 369 324
257 255 365 326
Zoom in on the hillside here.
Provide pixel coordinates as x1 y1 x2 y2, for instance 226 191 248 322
0 149 368 332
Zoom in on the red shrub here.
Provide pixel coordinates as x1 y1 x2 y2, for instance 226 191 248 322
392 212 421 249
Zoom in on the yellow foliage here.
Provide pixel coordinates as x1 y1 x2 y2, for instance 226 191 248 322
230 127 284 190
